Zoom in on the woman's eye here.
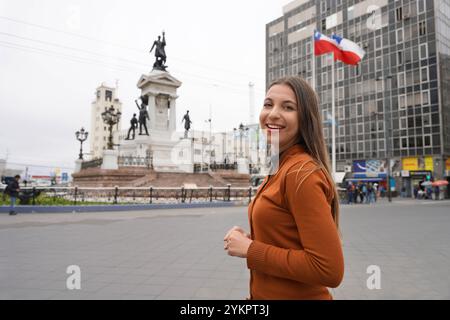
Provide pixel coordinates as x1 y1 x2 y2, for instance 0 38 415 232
263 104 272 108
285 105 295 110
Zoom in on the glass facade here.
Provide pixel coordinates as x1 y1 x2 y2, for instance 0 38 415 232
266 0 449 185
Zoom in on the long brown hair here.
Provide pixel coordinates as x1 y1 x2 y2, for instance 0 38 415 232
268 76 340 230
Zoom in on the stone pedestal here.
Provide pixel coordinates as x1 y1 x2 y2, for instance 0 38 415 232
74 159 83 173
119 70 185 172
101 150 119 170
237 158 249 174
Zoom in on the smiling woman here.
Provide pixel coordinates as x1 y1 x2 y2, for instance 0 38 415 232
224 76 344 300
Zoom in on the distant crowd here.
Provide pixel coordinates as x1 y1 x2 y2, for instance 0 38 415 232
345 181 381 205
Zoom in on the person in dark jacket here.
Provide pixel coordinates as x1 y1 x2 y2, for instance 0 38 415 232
6 175 20 215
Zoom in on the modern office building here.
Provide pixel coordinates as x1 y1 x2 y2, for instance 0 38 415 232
90 84 122 159
266 0 450 196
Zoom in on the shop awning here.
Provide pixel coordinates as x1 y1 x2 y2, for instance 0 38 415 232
346 177 384 182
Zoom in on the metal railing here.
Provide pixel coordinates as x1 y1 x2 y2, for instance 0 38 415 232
118 156 152 169
0 186 259 206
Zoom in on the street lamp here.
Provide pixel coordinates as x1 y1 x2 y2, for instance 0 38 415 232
75 127 88 160
101 105 122 150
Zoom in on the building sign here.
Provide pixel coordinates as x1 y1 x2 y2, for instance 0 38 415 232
353 159 386 178
410 170 432 178
402 157 418 171
424 156 434 171
353 160 366 173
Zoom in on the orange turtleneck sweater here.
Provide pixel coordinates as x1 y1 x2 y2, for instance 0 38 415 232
246 144 344 300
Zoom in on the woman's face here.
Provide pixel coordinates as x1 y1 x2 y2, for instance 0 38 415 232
259 84 299 153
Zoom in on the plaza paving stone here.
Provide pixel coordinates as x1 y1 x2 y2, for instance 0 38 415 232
0 198 449 299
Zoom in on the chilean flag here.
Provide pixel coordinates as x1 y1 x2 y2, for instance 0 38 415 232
314 31 339 56
314 31 365 65
331 33 365 65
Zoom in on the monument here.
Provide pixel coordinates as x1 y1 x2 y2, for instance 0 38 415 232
120 31 185 172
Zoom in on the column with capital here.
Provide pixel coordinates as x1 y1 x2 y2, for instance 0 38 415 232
145 92 157 131
169 94 178 133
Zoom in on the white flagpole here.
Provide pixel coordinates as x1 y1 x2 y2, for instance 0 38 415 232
312 33 316 91
331 51 336 182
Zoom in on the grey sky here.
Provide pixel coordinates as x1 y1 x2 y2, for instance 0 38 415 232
0 0 289 173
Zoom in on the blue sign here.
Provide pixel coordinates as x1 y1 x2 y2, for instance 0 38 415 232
353 160 366 173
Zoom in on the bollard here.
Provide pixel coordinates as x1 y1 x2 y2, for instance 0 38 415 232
74 186 78 205
227 184 231 202
149 187 153 204
181 186 185 203
209 186 213 202
248 187 252 204
190 189 193 203
113 186 118 204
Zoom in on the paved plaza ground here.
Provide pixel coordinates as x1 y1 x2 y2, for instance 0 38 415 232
0 198 449 300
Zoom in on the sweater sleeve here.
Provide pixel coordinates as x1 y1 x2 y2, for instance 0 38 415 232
246 166 344 288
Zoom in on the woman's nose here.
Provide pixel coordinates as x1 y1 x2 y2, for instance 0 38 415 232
267 106 282 120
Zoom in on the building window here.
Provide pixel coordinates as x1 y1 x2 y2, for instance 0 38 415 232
419 43 428 60
338 87 344 101
423 113 431 126
422 90 430 105
321 1 327 13
355 64 361 77
292 64 298 76
396 7 403 22
292 47 298 59
339 126 345 136
357 103 363 117
322 72 328 86
400 117 407 129
357 123 363 134
358 141 364 152
419 21 427 36
401 137 408 149
421 67 428 83
280 68 285 77
398 72 406 87
397 51 403 65
376 56 382 71
424 134 431 146
396 28 404 43
379 140 385 150
399 95 406 110
306 41 312 55
417 0 426 14
348 6 355 20
375 36 382 50
337 67 344 81
105 90 113 101
338 106 344 120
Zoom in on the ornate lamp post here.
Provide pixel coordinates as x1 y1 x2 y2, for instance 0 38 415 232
101 105 122 150
75 127 88 160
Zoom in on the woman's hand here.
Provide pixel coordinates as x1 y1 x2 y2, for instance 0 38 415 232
224 226 253 258
224 226 250 240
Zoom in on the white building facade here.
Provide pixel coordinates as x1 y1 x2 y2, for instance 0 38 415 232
90 84 122 159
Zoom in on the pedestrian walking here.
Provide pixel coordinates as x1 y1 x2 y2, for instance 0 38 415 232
5 175 20 215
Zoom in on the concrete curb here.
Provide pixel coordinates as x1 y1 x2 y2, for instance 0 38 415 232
0 201 248 214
